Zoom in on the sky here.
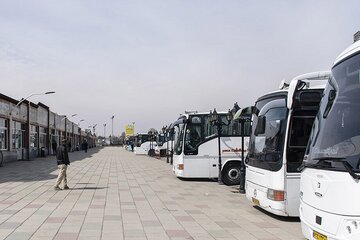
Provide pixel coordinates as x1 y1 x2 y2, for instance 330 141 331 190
0 0 359 136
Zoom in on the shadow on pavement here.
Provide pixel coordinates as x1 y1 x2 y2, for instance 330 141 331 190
177 177 218 183
0 147 102 184
253 206 301 222
70 187 108 190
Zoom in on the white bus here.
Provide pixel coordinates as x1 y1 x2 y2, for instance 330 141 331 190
134 133 156 155
172 111 251 186
245 71 330 217
300 34 360 240
155 132 167 157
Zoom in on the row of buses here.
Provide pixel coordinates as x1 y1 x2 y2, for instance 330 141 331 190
130 33 360 240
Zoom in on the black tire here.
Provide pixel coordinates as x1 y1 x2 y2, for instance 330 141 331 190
148 149 155 157
222 164 240 186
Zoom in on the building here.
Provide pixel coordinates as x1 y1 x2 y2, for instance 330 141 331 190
0 93 96 162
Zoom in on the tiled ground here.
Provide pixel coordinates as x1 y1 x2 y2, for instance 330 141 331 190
0 147 304 240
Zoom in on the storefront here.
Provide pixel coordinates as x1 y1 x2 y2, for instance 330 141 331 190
29 124 38 158
0 118 8 150
12 121 25 160
0 93 97 162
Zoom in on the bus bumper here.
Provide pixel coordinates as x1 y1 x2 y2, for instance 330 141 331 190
300 200 360 240
246 181 288 217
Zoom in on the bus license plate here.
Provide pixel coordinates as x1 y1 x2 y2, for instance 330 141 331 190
252 197 260 205
313 230 327 240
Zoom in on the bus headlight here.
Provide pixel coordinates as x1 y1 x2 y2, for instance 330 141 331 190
177 164 184 170
267 189 285 201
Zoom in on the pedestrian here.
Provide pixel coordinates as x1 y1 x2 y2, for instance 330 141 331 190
83 139 88 153
54 139 70 190
68 139 72 152
51 139 57 155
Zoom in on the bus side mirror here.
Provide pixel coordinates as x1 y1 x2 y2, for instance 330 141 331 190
255 116 266 135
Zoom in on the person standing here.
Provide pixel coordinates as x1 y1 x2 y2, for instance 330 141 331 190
68 139 72 152
83 139 88 153
51 139 57 155
54 139 70 190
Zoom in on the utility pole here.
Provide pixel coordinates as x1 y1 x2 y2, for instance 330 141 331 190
111 116 114 145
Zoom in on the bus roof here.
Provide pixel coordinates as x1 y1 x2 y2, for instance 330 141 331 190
256 71 330 109
179 111 229 119
334 39 360 66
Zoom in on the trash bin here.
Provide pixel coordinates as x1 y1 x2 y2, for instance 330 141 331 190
40 147 46 157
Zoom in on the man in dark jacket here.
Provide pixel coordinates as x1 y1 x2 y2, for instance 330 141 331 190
83 139 88 153
54 139 70 190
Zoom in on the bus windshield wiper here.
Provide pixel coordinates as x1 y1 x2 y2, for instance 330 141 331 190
313 157 360 180
298 161 332 171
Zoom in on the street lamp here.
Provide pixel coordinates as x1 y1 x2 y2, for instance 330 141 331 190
16 91 55 160
92 124 97 136
233 105 256 194
111 116 114 145
78 119 85 126
61 113 77 121
103 123 107 140
162 126 169 163
16 91 55 107
208 108 233 184
132 122 135 136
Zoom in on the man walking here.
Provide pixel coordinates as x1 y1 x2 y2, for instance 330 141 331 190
51 139 57 155
83 139 88 153
54 139 70 190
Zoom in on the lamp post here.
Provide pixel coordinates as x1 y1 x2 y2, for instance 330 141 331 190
208 108 233 184
16 91 56 107
233 104 254 194
92 124 97 136
162 126 169 163
78 119 85 127
103 123 106 142
132 122 135 136
16 91 55 160
62 114 77 147
111 116 114 145
170 126 174 165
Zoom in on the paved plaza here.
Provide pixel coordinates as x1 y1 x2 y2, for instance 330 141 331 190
0 147 304 240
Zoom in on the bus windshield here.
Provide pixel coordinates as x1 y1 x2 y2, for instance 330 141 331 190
306 53 360 172
174 123 185 155
247 97 288 172
135 134 151 147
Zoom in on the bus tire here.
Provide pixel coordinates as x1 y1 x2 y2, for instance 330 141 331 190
148 149 155 157
222 164 240 186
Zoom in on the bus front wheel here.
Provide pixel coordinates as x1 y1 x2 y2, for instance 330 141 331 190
222 164 241 186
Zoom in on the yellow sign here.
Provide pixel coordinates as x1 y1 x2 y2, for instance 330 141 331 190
125 124 134 137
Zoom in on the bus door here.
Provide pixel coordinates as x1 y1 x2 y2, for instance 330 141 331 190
184 117 209 177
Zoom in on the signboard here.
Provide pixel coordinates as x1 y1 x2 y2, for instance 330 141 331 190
125 124 134 137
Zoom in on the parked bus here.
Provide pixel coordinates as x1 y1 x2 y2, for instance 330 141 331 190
245 71 330 216
134 133 156 155
300 33 360 240
154 132 167 157
166 124 175 164
172 111 251 185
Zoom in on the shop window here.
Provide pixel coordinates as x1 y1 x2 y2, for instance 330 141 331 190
0 118 8 150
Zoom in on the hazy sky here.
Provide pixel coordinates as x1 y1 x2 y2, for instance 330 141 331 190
1 0 359 136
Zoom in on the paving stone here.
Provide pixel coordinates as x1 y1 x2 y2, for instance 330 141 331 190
0 148 304 240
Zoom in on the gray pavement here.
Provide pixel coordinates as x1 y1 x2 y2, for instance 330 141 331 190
0 147 304 240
